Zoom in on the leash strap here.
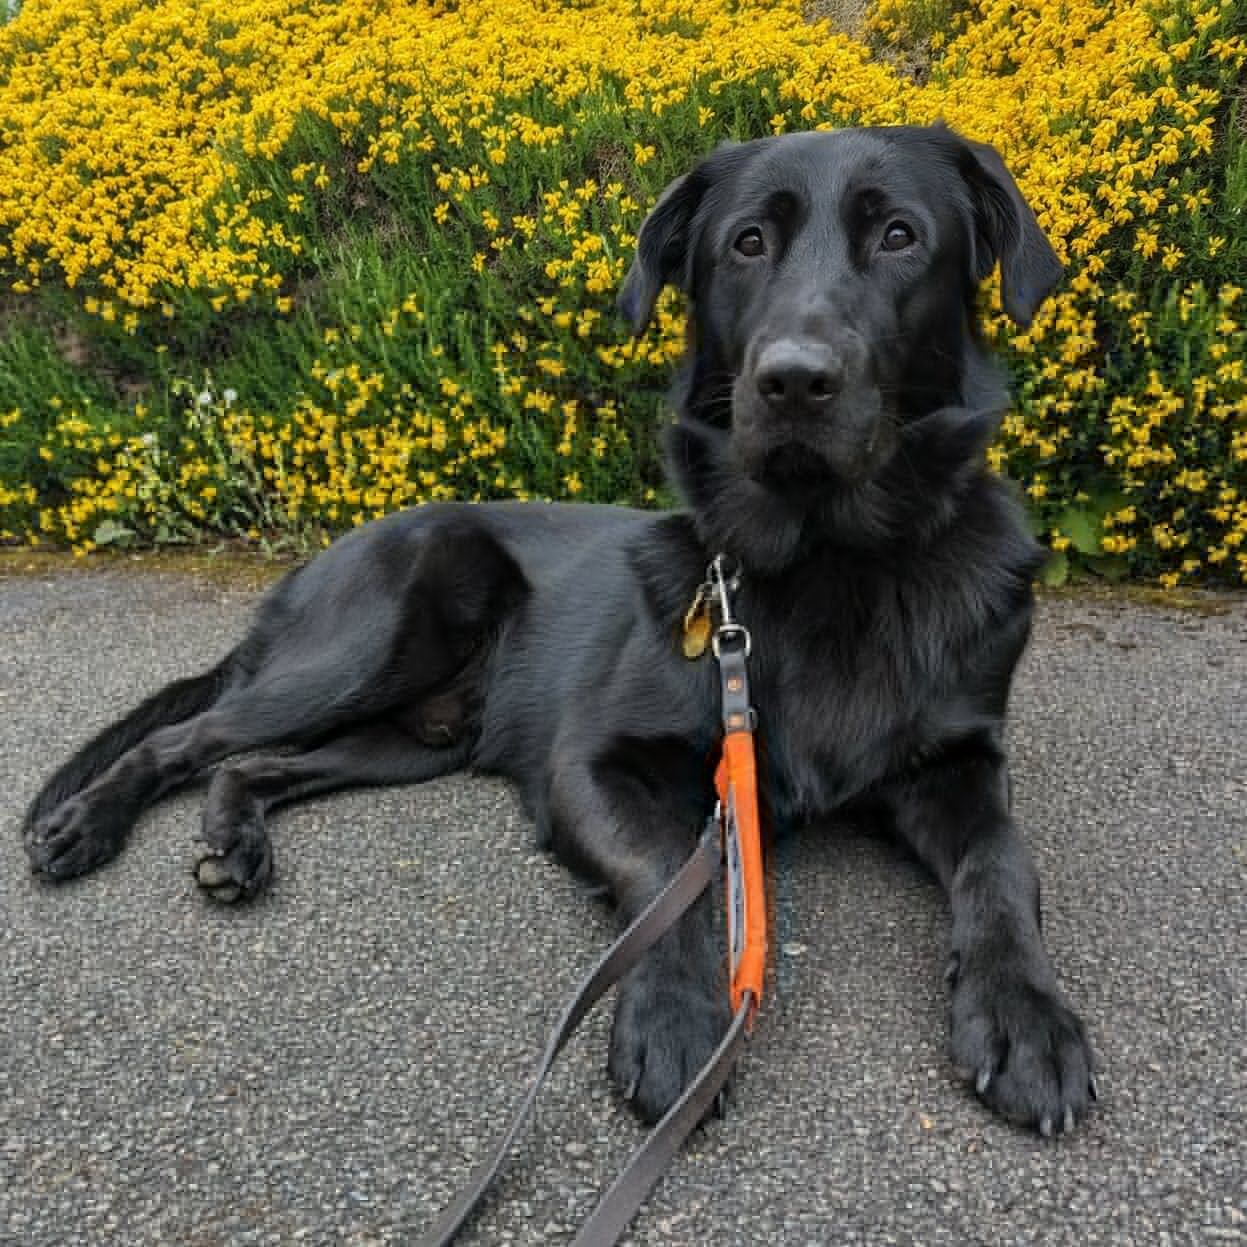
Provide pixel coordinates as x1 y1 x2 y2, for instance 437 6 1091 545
417 554 765 1247
416 827 720 1247
568 990 753 1247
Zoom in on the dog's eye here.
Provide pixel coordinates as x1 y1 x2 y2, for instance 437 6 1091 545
881 222 915 252
734 227 766 257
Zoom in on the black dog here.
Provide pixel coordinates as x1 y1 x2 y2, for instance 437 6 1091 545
24 123 1095 1135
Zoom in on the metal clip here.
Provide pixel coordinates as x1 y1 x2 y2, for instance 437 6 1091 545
707 554 741 623
707 554 749 657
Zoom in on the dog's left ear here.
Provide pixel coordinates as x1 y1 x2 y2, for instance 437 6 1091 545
957 136 1064 328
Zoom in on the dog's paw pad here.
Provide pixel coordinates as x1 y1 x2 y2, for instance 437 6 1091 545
194 853 245 903
192 818 272 902
194 779 273 903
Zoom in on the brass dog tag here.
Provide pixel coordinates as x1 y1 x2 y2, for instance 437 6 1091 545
682 587 712 660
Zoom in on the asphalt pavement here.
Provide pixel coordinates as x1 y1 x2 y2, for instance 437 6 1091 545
1 562 1244 1246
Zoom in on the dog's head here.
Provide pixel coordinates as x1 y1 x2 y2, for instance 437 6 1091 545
620 125 1061 554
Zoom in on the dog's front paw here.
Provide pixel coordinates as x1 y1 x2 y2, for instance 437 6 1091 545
25 795 127 880
608 969 732 1124
194 776 272 903
950 959 1096 1135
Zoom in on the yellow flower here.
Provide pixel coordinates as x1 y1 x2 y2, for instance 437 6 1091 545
0 0 1239 584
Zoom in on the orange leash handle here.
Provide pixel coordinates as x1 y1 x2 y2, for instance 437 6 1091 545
716 730 767 1020
710 578 768 1026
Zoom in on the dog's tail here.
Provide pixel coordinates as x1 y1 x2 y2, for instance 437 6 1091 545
23 655 236 834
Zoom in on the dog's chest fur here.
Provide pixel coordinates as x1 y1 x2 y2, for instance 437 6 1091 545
631 464 1037 828
713 530 1030 826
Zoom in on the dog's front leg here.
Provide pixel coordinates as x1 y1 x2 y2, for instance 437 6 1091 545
883 744 1096 1134
546 748 729 1124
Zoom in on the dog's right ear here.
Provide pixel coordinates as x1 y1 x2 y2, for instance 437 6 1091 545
618 140 767 334
617 171 706 334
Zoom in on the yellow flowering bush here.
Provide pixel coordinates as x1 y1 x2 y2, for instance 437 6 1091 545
0 0 1243 583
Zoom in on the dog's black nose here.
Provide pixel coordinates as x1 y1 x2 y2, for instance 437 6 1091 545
754 340 844 414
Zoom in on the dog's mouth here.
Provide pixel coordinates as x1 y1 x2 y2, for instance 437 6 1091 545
740 422 892 491
753 442 833 487
732 376 892 491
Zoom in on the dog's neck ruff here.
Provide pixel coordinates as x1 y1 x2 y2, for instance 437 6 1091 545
666 402 1005 574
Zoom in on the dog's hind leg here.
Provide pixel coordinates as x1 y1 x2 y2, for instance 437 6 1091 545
194 722 471 902
24 669 371 881
26 513 528 884
22 657 235 844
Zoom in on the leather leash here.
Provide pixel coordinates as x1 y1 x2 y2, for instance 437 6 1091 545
416 555 766 1247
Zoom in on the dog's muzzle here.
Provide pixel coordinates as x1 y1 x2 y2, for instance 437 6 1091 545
734 331 886 487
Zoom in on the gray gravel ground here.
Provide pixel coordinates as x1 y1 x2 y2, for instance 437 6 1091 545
2 565 1245 1247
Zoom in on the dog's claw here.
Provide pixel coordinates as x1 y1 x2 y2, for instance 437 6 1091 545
1088 1074 1099 1102
975 1067 992 1096
1039 1115 1054 1138
624 1076 640 1103
1062 1107 1075 1135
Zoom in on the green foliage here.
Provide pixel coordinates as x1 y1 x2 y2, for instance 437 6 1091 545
0 0 1242 588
